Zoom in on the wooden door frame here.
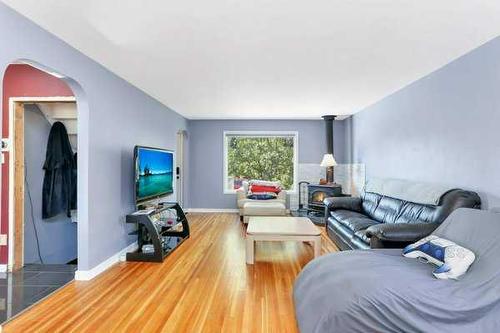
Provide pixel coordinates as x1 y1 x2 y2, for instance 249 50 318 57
176 130 186 207
7 96 76 271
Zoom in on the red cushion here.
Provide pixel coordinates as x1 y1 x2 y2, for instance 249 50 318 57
250 185 281 194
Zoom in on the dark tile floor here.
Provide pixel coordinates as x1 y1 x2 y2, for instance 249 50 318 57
0 264 76 323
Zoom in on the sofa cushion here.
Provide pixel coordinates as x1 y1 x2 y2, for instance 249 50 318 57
395 202 436 224
327 218 372 250
371 196 404 223
331 209 380 233
237 197 285 209
242 201 286 216
363 192 439 225
361 192 382 217
327 218 354 241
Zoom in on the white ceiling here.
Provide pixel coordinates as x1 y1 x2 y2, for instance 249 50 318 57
4 1 500 119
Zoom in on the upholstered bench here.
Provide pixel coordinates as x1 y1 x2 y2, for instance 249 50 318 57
242 201 286 224
237 182 287 223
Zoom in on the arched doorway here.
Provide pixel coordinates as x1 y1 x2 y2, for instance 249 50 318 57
0 60 89 321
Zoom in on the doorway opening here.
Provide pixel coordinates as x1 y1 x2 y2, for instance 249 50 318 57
13 99 78 269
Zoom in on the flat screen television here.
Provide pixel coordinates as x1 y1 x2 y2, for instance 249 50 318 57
134 146 174 203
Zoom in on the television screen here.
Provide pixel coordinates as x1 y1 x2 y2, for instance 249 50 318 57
134 146 174 202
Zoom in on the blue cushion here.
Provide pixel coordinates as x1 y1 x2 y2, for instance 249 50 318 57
247 193 276 200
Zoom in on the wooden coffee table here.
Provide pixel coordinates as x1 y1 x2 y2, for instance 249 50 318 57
246 216 321 264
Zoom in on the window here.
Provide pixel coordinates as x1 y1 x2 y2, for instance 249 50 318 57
223 131 298 193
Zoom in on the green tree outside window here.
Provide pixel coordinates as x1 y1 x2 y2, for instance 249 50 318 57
227 136 295 190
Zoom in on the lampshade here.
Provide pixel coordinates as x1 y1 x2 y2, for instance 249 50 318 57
320 154 337 167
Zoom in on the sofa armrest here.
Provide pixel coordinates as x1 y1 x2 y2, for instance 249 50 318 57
236 188 247 201
323 197 362 212
323 197 362 227
277 190 286 201
366 223 439 244
236 188 247 208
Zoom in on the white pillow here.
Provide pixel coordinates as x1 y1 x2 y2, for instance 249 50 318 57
403 235 475 280
249 179 281 188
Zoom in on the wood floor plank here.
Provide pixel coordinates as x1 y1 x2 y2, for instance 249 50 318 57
2 213 338 332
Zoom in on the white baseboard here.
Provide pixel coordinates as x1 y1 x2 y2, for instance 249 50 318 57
186 208 239 213
75 242 138 281
0 265 7 273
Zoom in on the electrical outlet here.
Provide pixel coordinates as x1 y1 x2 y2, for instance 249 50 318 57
0 235 7 246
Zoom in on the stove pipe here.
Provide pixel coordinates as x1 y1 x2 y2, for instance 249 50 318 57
322 115 336 183
322 115 336 155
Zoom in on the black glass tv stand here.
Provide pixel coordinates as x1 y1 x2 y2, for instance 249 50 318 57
126 202 190 262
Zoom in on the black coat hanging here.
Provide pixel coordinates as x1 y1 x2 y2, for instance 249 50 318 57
42 121 77 219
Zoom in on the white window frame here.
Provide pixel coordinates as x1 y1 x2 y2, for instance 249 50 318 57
223 131 299 195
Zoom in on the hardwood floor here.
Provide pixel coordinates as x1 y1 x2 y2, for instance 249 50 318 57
3 213 338 332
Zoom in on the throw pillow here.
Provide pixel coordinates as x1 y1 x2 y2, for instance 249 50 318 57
247 192 278 200
403 235 475 280
249 185 282 194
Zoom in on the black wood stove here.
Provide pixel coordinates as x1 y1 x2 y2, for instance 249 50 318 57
307 183 343 213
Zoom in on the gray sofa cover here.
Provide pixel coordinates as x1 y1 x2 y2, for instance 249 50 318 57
294 208 500 332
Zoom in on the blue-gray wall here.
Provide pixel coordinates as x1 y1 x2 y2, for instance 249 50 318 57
0 3 188 270
188 120 345 209
346 36 500 210
24 104 77 264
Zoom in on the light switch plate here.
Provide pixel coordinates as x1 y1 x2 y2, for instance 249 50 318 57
0 234 7 246
1 138 10 151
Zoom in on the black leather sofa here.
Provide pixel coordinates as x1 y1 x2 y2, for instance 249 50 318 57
324 189 481 250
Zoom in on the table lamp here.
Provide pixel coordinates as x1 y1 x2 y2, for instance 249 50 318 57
320 153 337 184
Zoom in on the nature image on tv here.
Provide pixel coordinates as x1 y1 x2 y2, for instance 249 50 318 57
136 147 173 201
